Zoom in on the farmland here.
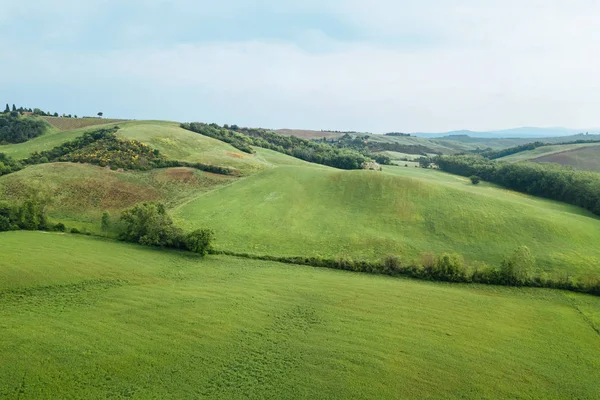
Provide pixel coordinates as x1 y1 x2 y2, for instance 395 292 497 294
500 143 600 172
1 231 599 399
42 116 127 131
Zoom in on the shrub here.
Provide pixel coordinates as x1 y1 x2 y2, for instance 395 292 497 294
185 229 214 256
500 246 535 285
0 215 11 231
53 222 66 232
432 253 466 282
470 175 481 185
70 227 80 234
118 202 184 248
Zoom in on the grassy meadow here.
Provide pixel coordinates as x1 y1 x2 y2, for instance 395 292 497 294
1 231 599 399
174 164 600 276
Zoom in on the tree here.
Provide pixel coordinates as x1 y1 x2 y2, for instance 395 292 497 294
418 157 431 168
11 104 16 112
118 202 183 247
185 229 214 256
101 211 110 233
3 104 9 113
97 112 103 118
501 246 535 285
470 175 481 185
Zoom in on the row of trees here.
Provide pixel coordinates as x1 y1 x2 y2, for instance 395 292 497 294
212 246 600 296
2 103 88 118
0 114 47 144
0 194 66 232
436 155 600 216
181 123 372 170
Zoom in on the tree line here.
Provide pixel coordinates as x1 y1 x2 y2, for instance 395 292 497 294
435 155 600 216
211 246 600 297
181 122 372 170
0 114 48 144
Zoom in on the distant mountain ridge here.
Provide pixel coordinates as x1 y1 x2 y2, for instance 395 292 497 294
413 127 600 139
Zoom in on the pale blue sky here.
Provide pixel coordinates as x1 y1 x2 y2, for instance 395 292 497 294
1 0 599 132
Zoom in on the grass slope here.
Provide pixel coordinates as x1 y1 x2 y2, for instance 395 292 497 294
117 121 269 174
499 142 600 163
174 164 600 276
0 121 134 160
0 163 234 232
533 145 600 172
1 231 599 399
500 143 600 173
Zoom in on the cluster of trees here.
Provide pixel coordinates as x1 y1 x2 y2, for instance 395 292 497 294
319 134 391 165
182 123 371 170
0 114 47 144
20 127 234 175
214 246 600 296
0 195 65 232
117 202 214 255
436 155 600 215
0 153 22 176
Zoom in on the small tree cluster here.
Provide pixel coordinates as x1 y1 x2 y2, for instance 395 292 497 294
117 202 214 255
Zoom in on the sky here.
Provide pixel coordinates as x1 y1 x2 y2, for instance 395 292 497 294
1 0 599 133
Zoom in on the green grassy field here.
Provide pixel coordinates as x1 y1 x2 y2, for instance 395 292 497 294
174 164 600 276
1 231 599 399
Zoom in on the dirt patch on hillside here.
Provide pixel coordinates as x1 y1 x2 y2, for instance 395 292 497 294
61 178 159 210
226 152 245 159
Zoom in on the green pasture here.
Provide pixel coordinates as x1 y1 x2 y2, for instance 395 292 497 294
1 231 599 399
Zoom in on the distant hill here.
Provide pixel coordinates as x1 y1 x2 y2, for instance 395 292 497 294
414 127 600 139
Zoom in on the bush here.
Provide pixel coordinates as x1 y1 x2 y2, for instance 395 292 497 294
184 229 214 256
53 222 66 232
118 202 184 247
0 215 11 231
70 227 80 234
500 246 535 285
470 175 481 185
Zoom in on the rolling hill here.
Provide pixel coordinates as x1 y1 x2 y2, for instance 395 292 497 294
1 231 599 399
3 118 600 398
500 142 600 172
3 120 600 279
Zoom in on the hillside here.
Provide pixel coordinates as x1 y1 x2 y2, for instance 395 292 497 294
3 120 600 279
500 143 600 172
174 163 600 277
0 162 235 232
1 231 599 399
